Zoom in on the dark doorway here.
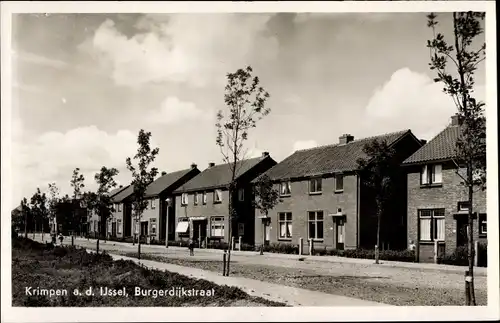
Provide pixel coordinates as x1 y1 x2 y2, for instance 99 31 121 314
192 220 207 247
141 221 149 237
456 217 468 247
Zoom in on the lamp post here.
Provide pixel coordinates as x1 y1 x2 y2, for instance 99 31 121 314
165 197 172 248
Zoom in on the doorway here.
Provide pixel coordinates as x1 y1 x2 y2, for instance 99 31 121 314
456 217 468 247
192 220 207 247
336 218 345 250
141 221 149 237
112 222 117 237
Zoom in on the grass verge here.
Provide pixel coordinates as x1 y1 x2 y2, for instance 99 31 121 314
12 237 285 307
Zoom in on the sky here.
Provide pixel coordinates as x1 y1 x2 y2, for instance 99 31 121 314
10 12 486 207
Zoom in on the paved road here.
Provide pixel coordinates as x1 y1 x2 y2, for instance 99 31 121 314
34 235 487 293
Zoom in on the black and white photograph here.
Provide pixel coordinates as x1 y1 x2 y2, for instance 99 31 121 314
1 1 498 322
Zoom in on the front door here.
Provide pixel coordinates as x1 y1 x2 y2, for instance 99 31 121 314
141 221 148 237
336 219 345 250
192 220 207 247
112 222 117 237
264 221 271 245
456 217 468 247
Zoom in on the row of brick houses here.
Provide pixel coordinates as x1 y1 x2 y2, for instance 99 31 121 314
80 114 486 263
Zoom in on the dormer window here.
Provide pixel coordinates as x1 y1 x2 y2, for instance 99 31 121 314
280 181 291 197
421 164 442 186
309 178 322 194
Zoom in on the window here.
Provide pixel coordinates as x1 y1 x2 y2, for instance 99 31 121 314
118 203 122 212
280 181 291 196
150 218 157 235
479 214 487 235
202 192 207 205
308 211 324 240
309 178 322 194
194 193 199 205
181 193 188 205
238 188 245 201
335 175 344 192
145 200 149 210
419 209 445 241
278 212 292 239
421 164 443 185
214 189 222 203
177 218 190 236
151 199 156 209
117 219 122 234
211 217 225 237
458 201 470 212
94 220 98 232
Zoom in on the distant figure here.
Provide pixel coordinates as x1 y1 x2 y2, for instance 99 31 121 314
408 240 416 251
51 233 57 245
188 238 194 256
58 233 64 246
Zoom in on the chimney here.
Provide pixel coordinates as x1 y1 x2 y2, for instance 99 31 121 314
339 134 354 145
119 185 123 188
208 162 215 168
420 139 427 145
161 171 167 176
261 151 269 157
190 163 197 169
451 113 463 126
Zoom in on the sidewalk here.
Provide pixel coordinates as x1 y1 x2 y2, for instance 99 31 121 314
71 236 487 276
108 253 391 307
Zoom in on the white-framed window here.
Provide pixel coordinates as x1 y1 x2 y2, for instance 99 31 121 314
151 199 156 209
238 188 245 201
309 177 322 194
458 201 470 212
278 212 292 239
479 214 487 235
335 175 344 192
202 191 207 204
211 216 225 237
308 211 324 240
118 203 122 212
150 218 157 235
117 219 122 234
418 209 445 241
194 193 199 205
181 193 188 205
279 181 291 196
214 189 222 203
421 164 443 185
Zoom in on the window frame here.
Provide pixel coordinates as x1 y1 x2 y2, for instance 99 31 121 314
210 216 225 237
308 211 324 241
279 181 291 197
479 214 487 236
118 203 122 212
335 174 344 192
420 164 443 187
418 208 445 242
309 177 323 194
117 219 122 234
181 193 189 206
277 212 292 240
202 191 207 205
213 189 222 203
194 193 199 205
151 199 156 209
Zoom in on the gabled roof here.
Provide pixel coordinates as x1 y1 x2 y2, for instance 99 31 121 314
111 185 134 203
403 125 460 165
259 130 414 181
108 185 129 198
145 168 198 197
173 156 274 193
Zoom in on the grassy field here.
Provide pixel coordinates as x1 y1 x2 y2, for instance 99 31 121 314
11 238 285 307
122 252 487 306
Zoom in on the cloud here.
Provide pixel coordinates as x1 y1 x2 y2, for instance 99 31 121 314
293 13 396 24
292 140 318 152
11 126 150 206
146 96 211 125
86 14 278 88
360 67 486 140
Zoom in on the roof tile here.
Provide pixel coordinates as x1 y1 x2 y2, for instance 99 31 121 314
403 125 460 164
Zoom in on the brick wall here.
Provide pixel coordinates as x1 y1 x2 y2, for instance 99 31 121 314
407 161 487 262
254 174 359 251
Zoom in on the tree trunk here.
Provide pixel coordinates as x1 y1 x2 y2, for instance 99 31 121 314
33 220 36 239
138 213 142 260
225 189 234 276
467 165 477 305
24 211 28 238
42 221 44 243
375 201 382 265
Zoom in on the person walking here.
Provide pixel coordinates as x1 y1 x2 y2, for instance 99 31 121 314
58 233 64 246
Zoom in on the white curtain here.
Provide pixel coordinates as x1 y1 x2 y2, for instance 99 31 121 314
433 164 443 183
286 222 292 237
421 165 429 184
435 218 445 240
420 218 431 240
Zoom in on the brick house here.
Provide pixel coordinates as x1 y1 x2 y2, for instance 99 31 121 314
87 185 128 238
172 153 277 246
129 165 200 243
403 115 487 263
253 130 423 252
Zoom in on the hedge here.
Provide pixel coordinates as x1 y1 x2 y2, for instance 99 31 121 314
440 242 487 267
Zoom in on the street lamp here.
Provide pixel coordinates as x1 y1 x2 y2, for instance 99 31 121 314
165 197 172 248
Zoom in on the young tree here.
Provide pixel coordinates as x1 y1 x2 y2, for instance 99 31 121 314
356 139 398 264
216 66 271 276
126 129 159 260
83 166 118 253
47 183 60 236
30 188 49 242
253 174 281 255
20 197 31 238
70 168 85 237
427 12 486 306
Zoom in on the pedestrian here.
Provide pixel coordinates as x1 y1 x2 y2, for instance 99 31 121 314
188 238 194 256
51 233 57 245
408 239 416 251
58 233 64 246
